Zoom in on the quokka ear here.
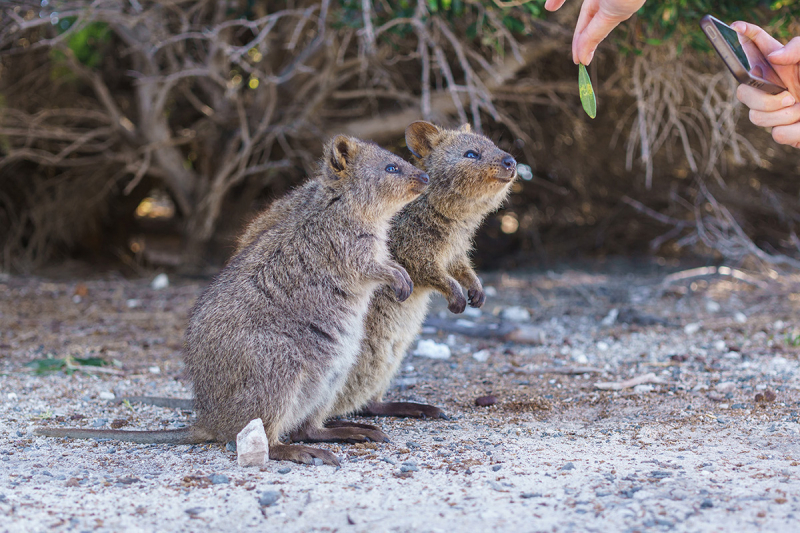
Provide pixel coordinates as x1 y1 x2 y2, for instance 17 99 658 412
405 121 442 159
327 135 360 176
457 123 472 133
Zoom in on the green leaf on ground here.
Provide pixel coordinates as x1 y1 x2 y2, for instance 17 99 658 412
578 63 596 119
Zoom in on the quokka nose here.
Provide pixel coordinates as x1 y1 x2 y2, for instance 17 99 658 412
501 155 516 170
416 172 430 184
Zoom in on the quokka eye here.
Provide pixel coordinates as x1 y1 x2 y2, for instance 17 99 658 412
464 150 481 160
385 164 400 173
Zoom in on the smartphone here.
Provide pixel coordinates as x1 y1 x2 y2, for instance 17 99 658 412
700 15 787 95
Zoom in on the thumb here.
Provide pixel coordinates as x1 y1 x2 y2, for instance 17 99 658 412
768 37 800 65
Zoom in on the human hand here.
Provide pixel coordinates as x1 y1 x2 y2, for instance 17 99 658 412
544 0 646 65
732 22 800 149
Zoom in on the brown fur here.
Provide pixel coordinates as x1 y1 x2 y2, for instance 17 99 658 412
34 136 429 465
325 121 517 421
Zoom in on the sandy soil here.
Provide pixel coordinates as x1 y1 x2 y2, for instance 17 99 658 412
1 260 799 532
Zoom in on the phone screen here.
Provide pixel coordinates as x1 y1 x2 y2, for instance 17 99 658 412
711 18 784 87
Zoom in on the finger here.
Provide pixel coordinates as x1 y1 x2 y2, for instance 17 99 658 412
544 0 568 12
736 84 796 111
731 21 783 56
748 104 800 128
770 121 800 148
768 36 800 65
575 11 626 65
572 0 599 64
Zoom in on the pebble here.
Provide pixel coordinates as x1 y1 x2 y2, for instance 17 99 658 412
561 462 575 471
406 441 421 449
633 384 654 394
91 419 108 428
208 474 229 485
734 312 747 324
277 467 291 474
463 307 482 318
501 306 530 322
126 299 141 308
684 323 701 335
312 458 323 466
184 507 204 516
475 395 497 407
236 419 268 468
492 465 502 472
705 300 721 313
713 340 727 351
258 491 281 507
715 382 736 393
755 389 777 403
484 286 497 297
400 465 418 473
225 441 236 452
148 366 161 374
700 499 713 509
98 391 115 401
601 308 619 326
413 339 451 360
472 350 490 363
520 492 540 499
596 341 609 351
151 273 169 290
381 457 397 465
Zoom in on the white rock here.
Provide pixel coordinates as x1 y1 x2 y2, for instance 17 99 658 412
572 352 589 365
734 312 747 324
773 320 785 330
237 419 269 467
98 391 116 400
463 307 482 318
596 341 609 352
126 299 141 308
446 334 457 347
7 393 18 401
713 340 727 351
601 308 618 326
633 384 654 394
705 300 721 313
404 364 414 372
472 349 490 363
148 366 161 374
151 273 169 290
684 323 701 335
715 381 736 393
413 339 451 360
501 306 530 322
484 286 497 297
455 319 475 328
724 351 741 359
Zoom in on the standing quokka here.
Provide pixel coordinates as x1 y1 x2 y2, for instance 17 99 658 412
314 121 517 424
35 136 429 466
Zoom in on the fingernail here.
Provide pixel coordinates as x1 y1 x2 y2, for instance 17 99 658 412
769 49 786 58
782 94 795 106
730 22 744 32
587 51 594 65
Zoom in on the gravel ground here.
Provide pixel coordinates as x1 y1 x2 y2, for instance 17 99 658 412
1 259 799 532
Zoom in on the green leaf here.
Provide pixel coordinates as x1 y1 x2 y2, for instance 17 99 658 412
578 63 596 119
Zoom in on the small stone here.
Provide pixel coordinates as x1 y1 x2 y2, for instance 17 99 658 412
226 441 236 452
520 492 540 499
596 341 609 351
91 419 108 428
258 490 281 507
734 312 747 324
472 350 490 363
126 299 140 309
98 391 115 401
236 419 268 468
715 382 736 393
277 467 291 474
712 340 727 351
381 457 397 465
601 308 619 326
406 441 421 449
755 389 777 403
6 393 17 401
484 286 497 297
561 462 575 471
633 384 654 394
501 306 530 322
475 395 497 407
312 457 323 466
684 323 701 335
705 300 721 313
492 465 502 472
700 499 713 509
148 366 161 374
400 465 418 472
463 307 482 318
65 478 80 487
185 507 204 516
413 339 451 360
151 273 169 290
208 474 229 485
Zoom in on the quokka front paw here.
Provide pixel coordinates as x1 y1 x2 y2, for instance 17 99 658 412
390 267 414 302
467 288 485 308
448 290 467 314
